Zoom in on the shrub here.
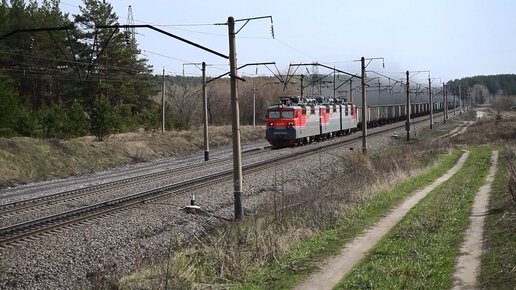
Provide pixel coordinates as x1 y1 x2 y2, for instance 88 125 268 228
14 107 40 137
66 100 89 137
90 98 117 141
117 104 139 132
38 104 69 138
171 117 190 131
138 108 160 131
0 127 15 137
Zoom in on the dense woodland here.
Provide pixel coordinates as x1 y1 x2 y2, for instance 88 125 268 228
0 0 514 140
0 0 295 140
448 74 516 105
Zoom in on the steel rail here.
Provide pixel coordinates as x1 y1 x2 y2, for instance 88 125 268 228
0 111 448 246
0 147 267 217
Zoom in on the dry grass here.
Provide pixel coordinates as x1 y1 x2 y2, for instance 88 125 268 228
120 138 453 289
506 146 516 203
336 148 492 289
454 114 516 145
0 126 265 187
480 145 516 289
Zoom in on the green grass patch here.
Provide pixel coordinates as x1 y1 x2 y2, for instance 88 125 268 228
480 150 516 289
237 149 463 289
335 148 492 289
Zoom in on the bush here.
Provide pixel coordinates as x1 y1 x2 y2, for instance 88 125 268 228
90 98 117 141
66 100 89 137
0 72 23 131
170 117 190 131
117 104 139 132
138 108 160 131
0 127 15 137
38 104 69 138
14 107 40 137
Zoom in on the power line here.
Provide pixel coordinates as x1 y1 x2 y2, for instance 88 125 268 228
274 38 317 61
0 50 150 74
141 49 192 63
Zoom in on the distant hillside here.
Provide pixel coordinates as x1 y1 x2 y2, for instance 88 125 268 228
448 74 516 97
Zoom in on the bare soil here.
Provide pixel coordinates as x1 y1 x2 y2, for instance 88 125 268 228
452 151 499 290
294 151 470 290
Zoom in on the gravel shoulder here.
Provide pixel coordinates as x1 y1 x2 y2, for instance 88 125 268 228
295 150 470 290
0 114 462 289
0 128 405 289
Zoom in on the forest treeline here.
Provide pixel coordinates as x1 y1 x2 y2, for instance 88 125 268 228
0 0 157 139
0 0 293 140
3 1 513 140
448 74 516 104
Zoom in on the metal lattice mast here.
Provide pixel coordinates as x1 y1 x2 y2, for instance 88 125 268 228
126 5 136 42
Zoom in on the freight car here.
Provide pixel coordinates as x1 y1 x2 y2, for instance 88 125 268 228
266 95 455 147
357 101 451 129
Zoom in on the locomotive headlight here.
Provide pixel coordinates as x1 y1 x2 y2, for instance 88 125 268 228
287 122 293 128
269 122 274 127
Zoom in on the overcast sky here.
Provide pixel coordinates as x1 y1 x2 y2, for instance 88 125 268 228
57 0 516 83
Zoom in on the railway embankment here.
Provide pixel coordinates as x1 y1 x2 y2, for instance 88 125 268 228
120 109 516 290
2 108 514 289
0 125 265 188
120 121 464 289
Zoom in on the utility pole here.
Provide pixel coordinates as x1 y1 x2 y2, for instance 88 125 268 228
445 84 449 120
459 84 462 112
443 83 447 123
300 74 304 97
429 77 433 129
161 67 165 133
202 62 209 161
453 87 456 115
333 67 336 99
361 57 367 154
349 78 353 103
406 71 411 140
184 62 211 161
253 83 256 128
228 17 243 219
355 56 384 153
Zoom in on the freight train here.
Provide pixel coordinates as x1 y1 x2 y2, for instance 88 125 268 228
265 96 358 147
265 95 453 147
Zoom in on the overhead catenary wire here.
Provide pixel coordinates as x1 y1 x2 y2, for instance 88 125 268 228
33 3 346 79
0 51 151 74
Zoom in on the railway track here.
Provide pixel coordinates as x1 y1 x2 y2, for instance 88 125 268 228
0 145 268 219
0 112 448 247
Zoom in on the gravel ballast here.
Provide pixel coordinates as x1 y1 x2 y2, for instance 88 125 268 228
0 115 461 289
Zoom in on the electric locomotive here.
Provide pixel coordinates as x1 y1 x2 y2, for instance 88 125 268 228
265 96 358 147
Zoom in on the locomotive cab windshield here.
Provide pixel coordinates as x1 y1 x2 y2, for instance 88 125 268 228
268 111 280 118
281 110 294 118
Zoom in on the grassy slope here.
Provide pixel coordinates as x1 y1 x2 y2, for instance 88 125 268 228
480 151 516 289
335 148 491 289
0 126 265 187
237 150 462 289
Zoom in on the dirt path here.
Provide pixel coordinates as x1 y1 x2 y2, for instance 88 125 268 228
295 151 470 290
449 121 475 138
440 121 475 138
452 151 499 290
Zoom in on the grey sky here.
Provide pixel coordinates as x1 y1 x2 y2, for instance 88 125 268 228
58 0 516 83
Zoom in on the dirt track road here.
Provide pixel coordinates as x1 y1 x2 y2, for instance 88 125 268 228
295 151 470 290
453 151 498 289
